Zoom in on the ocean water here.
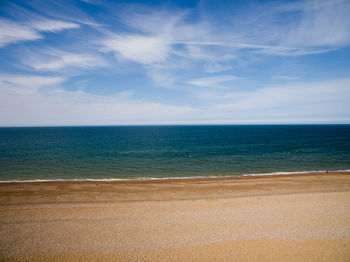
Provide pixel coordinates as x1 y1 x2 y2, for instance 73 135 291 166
0 125 349 181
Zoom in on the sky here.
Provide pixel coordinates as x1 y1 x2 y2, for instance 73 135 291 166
0 0 350 126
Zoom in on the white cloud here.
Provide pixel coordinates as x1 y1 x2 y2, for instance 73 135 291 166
31 19 79 32
96 1 350 90
174 0 350 58
188 75 239 88
101 34 170 64
26 50 106 71
236 0 350 54
282 0 350 47
0 19 41 47
99 9 210 66
0 18 79 47
17 0 100 27
0 74 65 91
175 41 331 57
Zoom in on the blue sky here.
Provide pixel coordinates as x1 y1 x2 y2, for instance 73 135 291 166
0 0 349 126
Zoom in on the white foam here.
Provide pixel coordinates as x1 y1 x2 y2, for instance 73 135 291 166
0 169 349 183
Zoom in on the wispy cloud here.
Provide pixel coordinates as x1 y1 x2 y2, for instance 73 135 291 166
230 0 350 54
99 0 350 66
98 8 210 66
31 19 79 33
0 74 65 94
205 62 232 73
20 0 100 27
24 48 106 72
188 75 239 89
282 0 350 47
0 18 79 47
0 19 41 47
101 34 170 64
272 75 299 80
147 69 178 87
96 0 350 89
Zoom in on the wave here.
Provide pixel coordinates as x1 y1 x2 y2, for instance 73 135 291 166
0 169 349 183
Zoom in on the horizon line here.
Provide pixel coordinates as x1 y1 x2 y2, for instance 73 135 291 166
1 123 350 128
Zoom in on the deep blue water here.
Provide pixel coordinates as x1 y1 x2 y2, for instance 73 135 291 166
0 125 349 181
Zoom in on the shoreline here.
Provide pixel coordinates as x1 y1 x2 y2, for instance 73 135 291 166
1 172 349 205
1 169 349 184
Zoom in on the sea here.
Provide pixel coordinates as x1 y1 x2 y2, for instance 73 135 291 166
0 125 349 182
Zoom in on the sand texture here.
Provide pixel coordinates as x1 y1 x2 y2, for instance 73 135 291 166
0 172 350 261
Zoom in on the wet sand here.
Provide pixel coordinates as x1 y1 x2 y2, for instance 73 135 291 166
0 172 350 261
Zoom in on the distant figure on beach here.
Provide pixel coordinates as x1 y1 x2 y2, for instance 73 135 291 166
326 170 328 173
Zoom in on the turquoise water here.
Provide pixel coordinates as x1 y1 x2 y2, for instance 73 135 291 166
0 125 349 181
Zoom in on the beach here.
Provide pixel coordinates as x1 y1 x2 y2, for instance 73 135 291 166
0 172 350 261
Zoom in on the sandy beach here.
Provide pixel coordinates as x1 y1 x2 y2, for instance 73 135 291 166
0 172 350 261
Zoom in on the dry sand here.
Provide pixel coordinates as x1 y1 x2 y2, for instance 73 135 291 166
0 172 350 261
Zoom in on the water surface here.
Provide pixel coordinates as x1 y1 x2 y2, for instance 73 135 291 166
0 125 349 181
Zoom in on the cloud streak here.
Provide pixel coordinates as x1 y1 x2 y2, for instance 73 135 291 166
0 74 65 90
0 19 41 47
101 34 170 64
99 0 350 68
31 19 79 32
95 0 350 91
24 49 106 72
188 75 239 88
0 18 79 47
